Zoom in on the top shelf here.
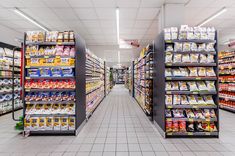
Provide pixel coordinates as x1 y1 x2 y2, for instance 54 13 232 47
25 41 75 46
165 39 216 44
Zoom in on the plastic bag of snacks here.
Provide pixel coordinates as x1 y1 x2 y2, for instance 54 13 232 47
165 95 173 105
173 54 182 63
179 120 186 132
166 121 173 132
171 27 178 40
207 27 216 40
174 42 183 52
173 95 181 105
172 121 179 132
164 28 171 40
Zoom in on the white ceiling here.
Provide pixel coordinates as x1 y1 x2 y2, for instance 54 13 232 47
0 0 235 66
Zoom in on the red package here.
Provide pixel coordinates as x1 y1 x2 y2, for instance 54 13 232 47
172 121 179 132
166 121 172 133
179 120 186 132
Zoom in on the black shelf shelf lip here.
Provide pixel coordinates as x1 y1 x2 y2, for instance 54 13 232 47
134 87 145 94
219 105 235 112
166 117 217 122
219 96 235 101
0 90 20 95
165 90 217 95
26 55 74 59
25 65 75 69
25 114 75 117
25 88 75 92
165 63 216 67
86 86 102 95
0 76 20 79
166 51 216 55
165 39 216 43
25 41 75 46
165 77 217 81
165 104 217 109
29 130 75 134
25 101 75 104
26 76 74 80
166 132 218 136
219 80 235 83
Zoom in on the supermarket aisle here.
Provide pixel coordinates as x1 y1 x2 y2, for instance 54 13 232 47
0 85 235 156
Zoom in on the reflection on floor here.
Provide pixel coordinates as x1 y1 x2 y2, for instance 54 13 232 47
0 85 235 156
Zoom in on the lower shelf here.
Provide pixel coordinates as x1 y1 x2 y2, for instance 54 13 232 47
29 130 76 135
219 105 235 113
166 132 219 138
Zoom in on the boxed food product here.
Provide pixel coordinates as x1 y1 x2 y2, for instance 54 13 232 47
53 117 61 130
173 54 182 63
30 117 39 131
68 117 75 130
38 117 46 131
61 117 69 130
173 95 181 105
45 117 53 130
24 118 31 131
172 109 184 118
165 95 172 105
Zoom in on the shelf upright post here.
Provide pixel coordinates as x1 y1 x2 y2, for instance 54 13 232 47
75 35 87 134
132 61 135 97
104 61 106 97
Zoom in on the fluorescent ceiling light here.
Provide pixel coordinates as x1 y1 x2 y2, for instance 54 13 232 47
118 51 120 63
14 8 50 32
116 7 120 44
198 7 227 27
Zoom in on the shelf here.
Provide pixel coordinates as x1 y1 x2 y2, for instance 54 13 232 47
166 132 218 137
165 90 217 95
25 41 75 46
0 90 20 95
25 88 75 92
86 86 103 95
219 96 235 102
26 76 74 80
165 63 216 67
26 55 74 59
25 65 75 69
166 51 216 55
25 114 75 117
166 117 217 122
166 77 217 81
219 105 235 112
29 130 75 135
165 39 216 44
0 76 20 79
165 104 217 109
25 101 75 105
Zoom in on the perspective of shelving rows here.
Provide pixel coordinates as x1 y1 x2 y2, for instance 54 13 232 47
0 45 22 116
134 44 153 116
219 51 235 112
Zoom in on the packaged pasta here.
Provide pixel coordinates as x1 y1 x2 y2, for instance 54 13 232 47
205 81 216 91
179 81 188 91
201 27 208 40
207 54 214 63
206 67 216 76
182 54 190 63
173 54 182 63
188 67 198 77
188 95 197 104
198 43 206 51
187 27 194 40
165 95 173 105
173 95 181 105
200 54 207 63
182 42 191 52
188 81 198 91
165 68 172 77
198 67 206 77
179 68 189 76
194 27 201 40
190 54 199 63
166 45 174 52
197 81 207 91
171 81 179 90
174 42 183 52
203 95 215 105
181 95 189 105
191 42 198 51
165 53 173 63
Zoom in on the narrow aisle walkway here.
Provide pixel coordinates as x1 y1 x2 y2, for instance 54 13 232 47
0 85 234 156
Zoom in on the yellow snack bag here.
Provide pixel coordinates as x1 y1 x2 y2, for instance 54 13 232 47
68 117 75 130
30 117 39 131
61 117 68 130
39 117 46 130
24 118 31 131
45 117 53 130
53 117 61 130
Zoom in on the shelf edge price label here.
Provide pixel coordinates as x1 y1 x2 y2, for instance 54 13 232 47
188 118 194 122
26 102 30 104
167 133 173 136
206 119 211 122
196 77 201 80
25 66 30 68
205 132 211 135
25 89 30 92
25 56 30 58
26 77 30 80
188 132 193 136
57 42 62 45
166 77 172 80
56 56 60 58
166 91 171 94
166 63 172 66
192 92 198 94
44 56 49 58
193 106 198 108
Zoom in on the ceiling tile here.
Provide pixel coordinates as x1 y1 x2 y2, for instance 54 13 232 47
137 8 159 20
82 20 100 28
53 8 78 20
67 0 93 7
43 0 70 7
140 0 164 7
0 8 22 20
21 8 59 20
120 20 135 28
87 27 103 34
185 0 215 7
92 0 116 7
117 0 141 8
134 20 152 28
100 20 116 28
74 8 97 20
119 8 138 20
0 0 24 7
132 28 147 34
96 8 115 20
19 0 47 7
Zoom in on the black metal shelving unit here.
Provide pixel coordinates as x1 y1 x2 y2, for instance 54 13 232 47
22 32 87 135
0 42 22 116
153 30 219 138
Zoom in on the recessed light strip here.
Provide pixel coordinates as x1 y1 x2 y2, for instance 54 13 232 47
116 7 120 45
197 7 227 27
14 8 50 32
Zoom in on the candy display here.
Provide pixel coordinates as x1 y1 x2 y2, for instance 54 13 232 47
134 44 153 115
25 79 75 89
26 57 75 67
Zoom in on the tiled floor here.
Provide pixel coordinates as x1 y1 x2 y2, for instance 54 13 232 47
0 85 235 156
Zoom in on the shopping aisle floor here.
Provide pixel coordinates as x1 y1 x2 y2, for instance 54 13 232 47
0 85 235 156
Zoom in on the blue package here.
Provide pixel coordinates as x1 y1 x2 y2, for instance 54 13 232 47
40 68 51 77
51 67 62 77
27 69 40 77
61 67 74 77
